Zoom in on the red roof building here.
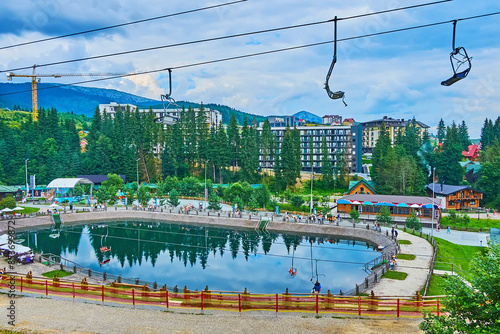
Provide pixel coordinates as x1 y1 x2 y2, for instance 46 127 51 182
462 144 480 161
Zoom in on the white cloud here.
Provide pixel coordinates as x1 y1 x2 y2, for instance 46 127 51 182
0 0 499 137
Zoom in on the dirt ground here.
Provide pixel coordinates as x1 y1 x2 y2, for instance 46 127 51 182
0 294 423 334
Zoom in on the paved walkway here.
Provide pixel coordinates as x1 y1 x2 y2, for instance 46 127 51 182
420 227 489 247
370 230 433 297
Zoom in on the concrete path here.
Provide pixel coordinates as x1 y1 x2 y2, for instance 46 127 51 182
370 230 433 297
420 227 489 247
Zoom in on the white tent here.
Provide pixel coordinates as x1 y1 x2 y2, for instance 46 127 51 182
47 177 93 189
46 177 94 199
0 243 31 254
0 234 9 245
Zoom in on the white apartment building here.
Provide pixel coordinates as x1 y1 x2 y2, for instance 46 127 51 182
257 124 363 174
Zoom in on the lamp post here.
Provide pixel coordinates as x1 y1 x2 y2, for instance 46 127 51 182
431 167 435 235
25 158 29 201
136 158 140 185
310 135 314 215
204 161 207 211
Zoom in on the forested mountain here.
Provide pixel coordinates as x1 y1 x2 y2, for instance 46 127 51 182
0 83 267 124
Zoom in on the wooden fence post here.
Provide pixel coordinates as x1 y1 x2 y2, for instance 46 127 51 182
316 294 319 314
397 298 400 318
358 296 361 316
132 289 135 309
201 290 204 313
276 294 279 317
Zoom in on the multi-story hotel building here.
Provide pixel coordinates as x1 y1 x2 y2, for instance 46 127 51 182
360 116 429 153
98 103 222 127
257 124 363 173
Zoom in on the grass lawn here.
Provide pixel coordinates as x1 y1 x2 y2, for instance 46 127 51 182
433 237 485 278
458 218 499 231
382 271 408 280
396 254 416 260
41 270 73 278
422 274 448 296
14 206 39 214
398 239 412 245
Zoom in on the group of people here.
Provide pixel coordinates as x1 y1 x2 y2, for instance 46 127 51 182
391 226 399 239
389 255 398 270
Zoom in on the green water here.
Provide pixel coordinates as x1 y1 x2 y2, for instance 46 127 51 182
21 220 379 294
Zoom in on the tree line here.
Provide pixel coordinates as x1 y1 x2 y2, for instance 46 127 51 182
371 117 500 209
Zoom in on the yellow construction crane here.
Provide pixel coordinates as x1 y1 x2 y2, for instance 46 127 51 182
6 64 125 121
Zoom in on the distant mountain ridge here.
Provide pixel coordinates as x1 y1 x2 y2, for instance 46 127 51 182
0 82 267 124
293 110 322 123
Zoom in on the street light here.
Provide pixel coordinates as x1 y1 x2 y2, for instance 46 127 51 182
431 167 435 235
204 162 207 211
136 158 140 184
25 158 29 201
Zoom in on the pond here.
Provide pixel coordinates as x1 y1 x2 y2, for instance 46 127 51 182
20 220 380 294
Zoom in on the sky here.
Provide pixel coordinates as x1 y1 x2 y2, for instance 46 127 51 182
0 0 499 137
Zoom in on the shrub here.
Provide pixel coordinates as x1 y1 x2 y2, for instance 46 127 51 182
0 196 16 209
405 212 422 230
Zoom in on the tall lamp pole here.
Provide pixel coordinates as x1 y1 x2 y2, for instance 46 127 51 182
136 158 140 184
25 158 29 202
431 167 435 235
204 162 207 211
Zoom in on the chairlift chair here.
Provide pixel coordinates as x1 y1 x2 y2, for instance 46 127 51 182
49 228 60 239
441 20 472 86
324 17 347 106
154 69 181 124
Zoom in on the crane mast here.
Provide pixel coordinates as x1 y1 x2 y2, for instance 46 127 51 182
6 64 125 121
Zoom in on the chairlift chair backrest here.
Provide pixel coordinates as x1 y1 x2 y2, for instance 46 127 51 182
441 20 472 86
324 17 347 106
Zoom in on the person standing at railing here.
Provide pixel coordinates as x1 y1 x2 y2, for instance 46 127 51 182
312 280 321 294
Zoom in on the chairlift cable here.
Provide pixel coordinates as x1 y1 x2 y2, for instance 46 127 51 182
0 0 249 51
0 0 455 74
40 227 481 270
2 9 499 98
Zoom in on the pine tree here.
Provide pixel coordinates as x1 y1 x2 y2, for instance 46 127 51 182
214 121 229 183
260 119 274 173
320 136 334 189
437 118 446 144
433 123 464 185
458 120 471 151
371 122 391 187
239 117 256 182
480 118 495 150
227 114 240 174
280 127 297 188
